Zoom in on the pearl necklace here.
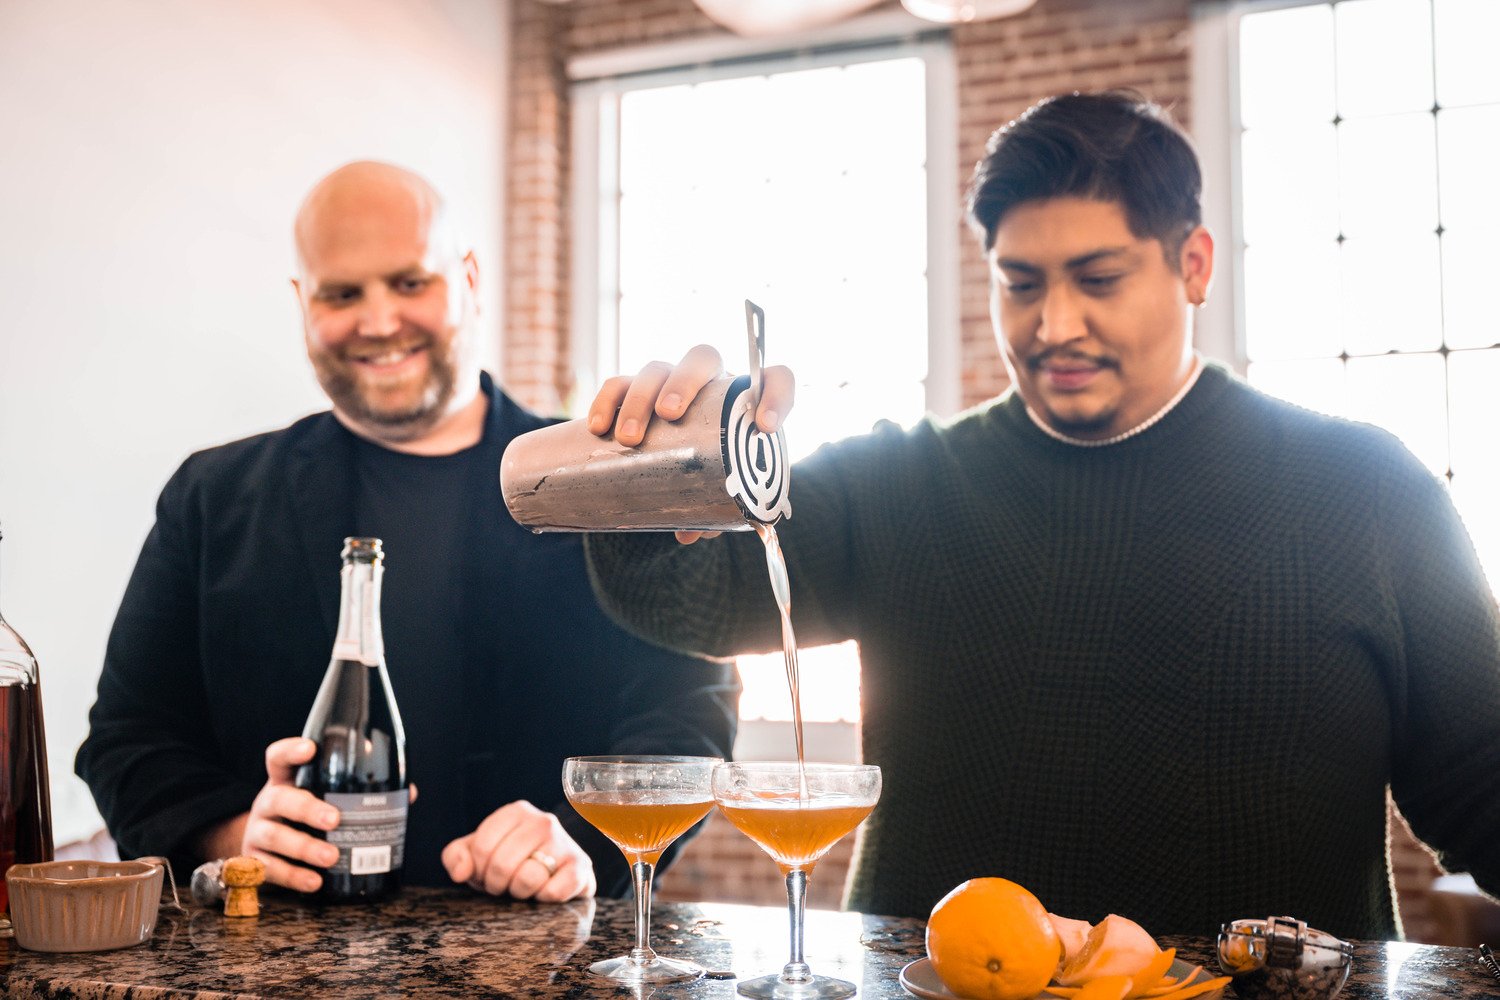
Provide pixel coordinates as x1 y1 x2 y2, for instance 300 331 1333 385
1024 356 1205 448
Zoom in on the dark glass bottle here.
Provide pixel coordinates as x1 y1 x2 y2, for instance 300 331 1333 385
0 522 54 937
294 537 408 902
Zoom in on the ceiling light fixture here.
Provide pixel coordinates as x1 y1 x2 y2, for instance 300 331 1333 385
690 0 886 36
899 0 1038 23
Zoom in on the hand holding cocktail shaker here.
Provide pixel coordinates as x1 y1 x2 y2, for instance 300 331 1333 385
501 302 791 533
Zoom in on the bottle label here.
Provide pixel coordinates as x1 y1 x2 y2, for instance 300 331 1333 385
323 790 407 876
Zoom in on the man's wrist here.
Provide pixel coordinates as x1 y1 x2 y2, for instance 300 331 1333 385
195 813 248 862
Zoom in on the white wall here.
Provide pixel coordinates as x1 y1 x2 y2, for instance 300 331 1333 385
0 0 510 845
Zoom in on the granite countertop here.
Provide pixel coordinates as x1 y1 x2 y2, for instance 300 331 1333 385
1 887 1493 998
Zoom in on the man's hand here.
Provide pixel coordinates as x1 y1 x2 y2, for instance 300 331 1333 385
441 801 595 902
585 344 795 543
198 737 417 894
231 737 342 893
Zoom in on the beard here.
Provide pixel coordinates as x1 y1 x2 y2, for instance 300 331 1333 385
309 332 460 443
1024 349 1123 437
1043 406 1120 437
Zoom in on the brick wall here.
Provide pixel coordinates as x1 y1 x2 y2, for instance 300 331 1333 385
505 0 571 416
950 0 1193 407
502 0 1193 413
1389 801 1445 943
502 0 1456 940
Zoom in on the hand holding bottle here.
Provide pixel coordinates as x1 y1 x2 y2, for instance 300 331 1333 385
241 737 342 893
441 800 595 902
585 344 796 544
214 737 418 894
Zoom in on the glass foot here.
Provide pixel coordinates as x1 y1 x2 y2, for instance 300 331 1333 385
587 954 704 984
736 972 857 999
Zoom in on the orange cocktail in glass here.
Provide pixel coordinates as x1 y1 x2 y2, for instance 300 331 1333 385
716 798 874 875
714 762 882 1000
570 795 715 866
563 755 719 984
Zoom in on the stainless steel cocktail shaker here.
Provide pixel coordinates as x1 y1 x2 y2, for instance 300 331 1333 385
501 374 790 532
500 301 791 533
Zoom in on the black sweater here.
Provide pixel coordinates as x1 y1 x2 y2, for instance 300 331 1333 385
587 364 1500 937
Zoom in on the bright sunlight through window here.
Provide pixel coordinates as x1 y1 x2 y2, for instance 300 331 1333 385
583 46 948 723
1237 0 1500 593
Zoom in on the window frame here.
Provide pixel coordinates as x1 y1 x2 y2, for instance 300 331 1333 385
569 32 961 422
1193 0 1494 373
569 30 958 726
1193 0 1500 595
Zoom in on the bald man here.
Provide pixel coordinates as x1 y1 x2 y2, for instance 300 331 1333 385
76 162 737 903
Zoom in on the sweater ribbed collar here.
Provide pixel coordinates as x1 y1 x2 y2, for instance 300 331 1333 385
1022 355 1205 448
993 359 1232 455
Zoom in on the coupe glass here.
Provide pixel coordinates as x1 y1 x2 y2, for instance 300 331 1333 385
562 754 720 983
713 761 882 999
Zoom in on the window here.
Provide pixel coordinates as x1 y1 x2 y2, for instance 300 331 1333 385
1230 0 1500 591
573 38 958 722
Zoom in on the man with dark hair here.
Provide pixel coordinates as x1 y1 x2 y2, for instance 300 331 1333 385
967 91 1203 262
76 162 737 904
580 91 1500 937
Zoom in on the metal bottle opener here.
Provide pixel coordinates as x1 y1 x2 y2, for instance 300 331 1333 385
1218 915 1354 1000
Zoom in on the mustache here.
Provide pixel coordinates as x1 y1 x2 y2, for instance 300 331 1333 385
341 335 430 362
1026 350 1120 373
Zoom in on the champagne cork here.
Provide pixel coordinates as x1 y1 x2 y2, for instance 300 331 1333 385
222 856 266 918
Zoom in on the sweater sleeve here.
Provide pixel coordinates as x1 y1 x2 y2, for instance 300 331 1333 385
1377 441 1500 893
74 458 261 874
582 425 902 659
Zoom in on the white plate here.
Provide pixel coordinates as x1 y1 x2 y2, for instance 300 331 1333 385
898 956 1224 1000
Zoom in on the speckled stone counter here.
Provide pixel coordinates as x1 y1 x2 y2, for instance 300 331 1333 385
0 887 1493 998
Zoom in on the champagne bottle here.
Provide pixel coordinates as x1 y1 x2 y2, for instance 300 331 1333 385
0 522 54 937
294 537 408 902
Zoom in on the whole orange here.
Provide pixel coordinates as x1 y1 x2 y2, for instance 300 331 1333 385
926 878 1062 1000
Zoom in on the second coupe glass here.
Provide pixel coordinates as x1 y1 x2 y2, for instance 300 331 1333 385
713 761 882 999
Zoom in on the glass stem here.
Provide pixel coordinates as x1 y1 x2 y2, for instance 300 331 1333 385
628 859 658 967
781 868 812 983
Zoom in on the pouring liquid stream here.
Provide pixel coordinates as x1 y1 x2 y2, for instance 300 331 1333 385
754 522 809 800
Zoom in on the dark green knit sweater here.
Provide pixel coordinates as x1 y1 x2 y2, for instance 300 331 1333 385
585 364 1500 939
